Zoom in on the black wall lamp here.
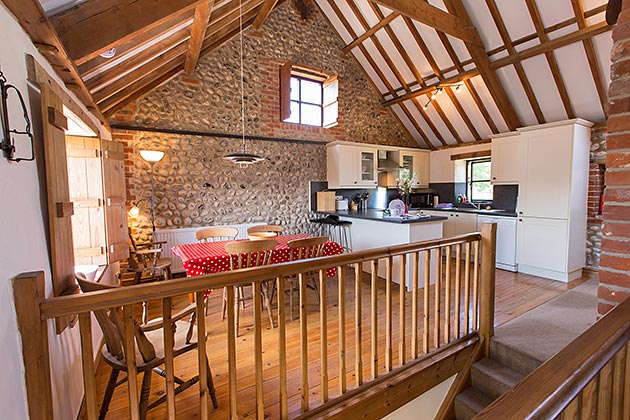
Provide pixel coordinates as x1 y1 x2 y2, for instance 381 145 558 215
0 70 34 162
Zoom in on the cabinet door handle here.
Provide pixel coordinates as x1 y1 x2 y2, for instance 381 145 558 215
519 219 522 222
492 177 496 180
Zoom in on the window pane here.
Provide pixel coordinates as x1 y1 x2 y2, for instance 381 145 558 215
300 103 322 126
471 181 493 201
472 161 491 181
323 101 338 127
283 101 300 123
290 77 299 101
300 79 322 104
323 80 338 105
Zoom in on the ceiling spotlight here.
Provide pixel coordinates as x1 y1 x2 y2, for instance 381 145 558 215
99 48 117 59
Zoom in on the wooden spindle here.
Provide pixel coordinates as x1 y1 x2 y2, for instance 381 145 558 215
371 259 379 379
473 241 480 331
611 348 626 419
386 256 393 372
226 287 238 419
581 377 598 419
79 312 97 420
355 263 363 387
597 361 613 419
434 247 442 349
196 291 209 420
338 265 347 394
623 343 630 419
444 246 452 344
253 282 264 420
399 254 406 367
454 244 462 339
561 398 579 419
423 250 430 354
411 251 419 359
320 269 329 402
162 297 176 419
122 304 140 420
300 272 309 411
479 223 497 355
464 242 471 334
277 276 288 419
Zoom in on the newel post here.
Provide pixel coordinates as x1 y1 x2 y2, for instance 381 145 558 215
479 223 497 357
12 271 54 419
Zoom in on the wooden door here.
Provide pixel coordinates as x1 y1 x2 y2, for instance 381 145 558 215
66 135 106 265
102 140 129 263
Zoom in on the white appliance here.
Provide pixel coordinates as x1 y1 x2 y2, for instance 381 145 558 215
477 215 517 272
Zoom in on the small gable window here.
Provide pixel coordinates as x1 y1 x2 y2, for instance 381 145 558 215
280 63 338 128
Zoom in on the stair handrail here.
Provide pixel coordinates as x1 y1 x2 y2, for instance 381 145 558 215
473 296 630 420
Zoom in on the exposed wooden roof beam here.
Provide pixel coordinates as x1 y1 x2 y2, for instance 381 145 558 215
51 0 202 64
398 103 435 149
2 0 109 128
411 97 447 147
252 0 280 29
372 0 482 47
571 0 608 117
342 11 400 53
525 0 575 119
184 0 215 75
486 0 545 124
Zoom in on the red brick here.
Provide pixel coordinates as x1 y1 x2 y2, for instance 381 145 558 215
600 254 630 271
602 203 630 220
607 115 630 132
598 285 630 303
607 152 630 168
604 188 630 202
602 237 630 253
600 269 630 287
607 132 630 149
605 170 630 186
602 220 630 237
598 302 616 315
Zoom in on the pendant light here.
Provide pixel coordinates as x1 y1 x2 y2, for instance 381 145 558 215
223 0 265 168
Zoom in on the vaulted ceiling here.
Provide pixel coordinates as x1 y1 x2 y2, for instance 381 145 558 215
3 0 613 148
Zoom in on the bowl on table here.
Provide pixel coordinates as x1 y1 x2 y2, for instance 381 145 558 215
248 232 278 241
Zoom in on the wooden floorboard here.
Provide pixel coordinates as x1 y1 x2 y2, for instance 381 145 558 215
89 265 594 419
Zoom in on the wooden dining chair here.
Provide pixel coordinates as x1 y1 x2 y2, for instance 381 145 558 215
247 224 284 235
195 226 238 242
75 273 218 420
286 236 328 321
222 239 276 335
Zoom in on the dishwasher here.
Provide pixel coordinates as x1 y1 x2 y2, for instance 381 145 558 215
477 215 517 272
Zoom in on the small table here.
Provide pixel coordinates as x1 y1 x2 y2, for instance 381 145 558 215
172 234 344 278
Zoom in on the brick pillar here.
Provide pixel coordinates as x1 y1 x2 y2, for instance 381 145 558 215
599 0 630 315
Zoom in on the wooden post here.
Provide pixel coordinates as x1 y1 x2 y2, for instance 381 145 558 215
479 223 497 356
12 271 54 420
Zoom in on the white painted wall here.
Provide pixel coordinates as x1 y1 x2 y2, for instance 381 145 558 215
0 4 104 418
429 143 492 183
382 374 457 420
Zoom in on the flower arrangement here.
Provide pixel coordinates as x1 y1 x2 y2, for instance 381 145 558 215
396 171 417 197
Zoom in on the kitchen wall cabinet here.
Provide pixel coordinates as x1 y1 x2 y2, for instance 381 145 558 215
515 119 592 282
327 143 358 188
490 132 521 185
400 150 430 188
357 147 378 187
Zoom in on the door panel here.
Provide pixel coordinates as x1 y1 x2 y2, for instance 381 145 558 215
103 140 129 263
517 217 567 272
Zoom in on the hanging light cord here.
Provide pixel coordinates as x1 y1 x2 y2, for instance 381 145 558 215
238 0 246 154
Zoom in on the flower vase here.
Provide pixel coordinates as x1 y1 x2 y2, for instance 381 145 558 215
403 195 409 215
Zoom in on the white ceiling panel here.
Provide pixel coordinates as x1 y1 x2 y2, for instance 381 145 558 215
554 42 606 122
432 93 474 141
514 38 541 54
362 38 402 90
548 23 580 40
388 17 434 80
351 0 382 27
336 0 366 38
374 31 416 84
420 94 457 145
469 76 509 133
463 0 503 51
451 87 494 139
351 48 388 94
582 0 608 13
391 105 427 147
315 0 354 44
445 35 472 64
534 0 574 28
586 9 607 26
592 32 612 90
403 102 442 148
496 65 538 127
495 1 537 42
412 20 455 71
520 55 567 122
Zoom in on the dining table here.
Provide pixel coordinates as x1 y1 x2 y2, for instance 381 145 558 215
172 234 344 278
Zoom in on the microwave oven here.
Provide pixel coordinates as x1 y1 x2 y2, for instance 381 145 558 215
408 192 435 209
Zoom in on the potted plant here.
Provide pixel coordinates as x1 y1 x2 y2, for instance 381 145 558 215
396 171 417 214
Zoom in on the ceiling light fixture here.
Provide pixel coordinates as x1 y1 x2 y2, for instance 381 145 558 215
99 48 117 59
422 82 464 110
223 0 265 168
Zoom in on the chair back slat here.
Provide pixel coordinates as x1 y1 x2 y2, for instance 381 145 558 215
196 227 239 243
247 225 284 235
287 236 328 262
225 239 276 270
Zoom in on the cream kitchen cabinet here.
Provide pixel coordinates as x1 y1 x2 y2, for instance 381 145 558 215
400 150 430 188
357 146 378 187
327 143 358 188
490 131 521 185
422 210 477 238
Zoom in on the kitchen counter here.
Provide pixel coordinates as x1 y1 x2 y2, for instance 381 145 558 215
412 207 517 217
320 209 448 224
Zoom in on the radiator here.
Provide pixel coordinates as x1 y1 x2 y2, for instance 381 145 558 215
154 223 264 273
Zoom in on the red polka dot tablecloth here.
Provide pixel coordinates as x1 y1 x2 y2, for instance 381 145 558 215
172 234 344 279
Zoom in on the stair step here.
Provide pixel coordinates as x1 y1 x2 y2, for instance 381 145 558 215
471 358 525 400
454 387 494 420
490 338 543 376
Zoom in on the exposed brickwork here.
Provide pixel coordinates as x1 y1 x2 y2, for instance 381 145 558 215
111 2 419 242
599 0 630 315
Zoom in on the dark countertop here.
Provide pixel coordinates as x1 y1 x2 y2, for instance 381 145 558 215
412 207 517 217
319 209 448 224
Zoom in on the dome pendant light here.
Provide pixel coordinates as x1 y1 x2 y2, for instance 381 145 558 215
223 0 264 167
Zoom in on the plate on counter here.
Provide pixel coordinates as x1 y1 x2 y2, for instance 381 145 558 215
388 199 406 213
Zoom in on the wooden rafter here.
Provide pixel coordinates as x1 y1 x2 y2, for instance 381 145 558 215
371 0 482 47
252 0 280 29
571 0 608 117
51 0 202 64
2 0 109 127
184 0 215 75
342 11 400 53
442 0 521 131
524 0 575 119
486 0 545 124
398 103 435 149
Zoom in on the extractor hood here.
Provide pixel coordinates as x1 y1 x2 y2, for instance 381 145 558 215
377 150 403 172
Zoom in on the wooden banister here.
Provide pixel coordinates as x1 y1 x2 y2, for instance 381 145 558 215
474 297 630 420
479 223 497 356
